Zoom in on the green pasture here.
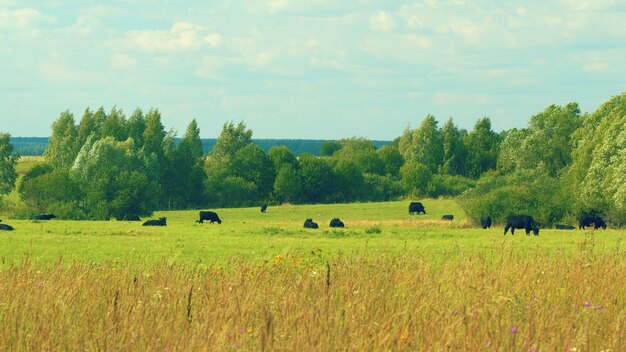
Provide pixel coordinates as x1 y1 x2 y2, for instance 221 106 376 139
1 200 624 269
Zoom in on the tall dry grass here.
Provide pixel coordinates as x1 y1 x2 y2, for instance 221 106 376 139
1 240 624 351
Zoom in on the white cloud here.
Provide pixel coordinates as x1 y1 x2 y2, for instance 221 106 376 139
560 0 617 11
205 33 222 47
0 7 56 37
125 21 221 52
110 54 137 69
268 0 288 13
370 11 395 32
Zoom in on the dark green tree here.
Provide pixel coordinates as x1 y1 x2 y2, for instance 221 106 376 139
44 110 79 169
274 164 302 203
441 118 468 176
168 119 207 208
101 107 128 141
298 155 336 203
399 115 443 173
0 133 19 199
268 145 298 171
127 108 146 148
230 144 276 201
376 145 404 176
400 162 432 197
320 140 342 156
465 117 500 178
334 137 384 174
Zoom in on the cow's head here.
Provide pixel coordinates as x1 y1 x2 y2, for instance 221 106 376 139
532 227 539 236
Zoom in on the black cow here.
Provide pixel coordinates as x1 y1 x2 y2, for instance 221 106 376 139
35 214 57 220
142 217 166 226
504 215 539 236
197 211 222 224
441 215 453 221
579 216 607 230
408 202 426 214
117 214 141 221
304 218 319 229
329 218 345 228
260 204 267 213
0 223 14 231
480 216 492 229
555 224 576 230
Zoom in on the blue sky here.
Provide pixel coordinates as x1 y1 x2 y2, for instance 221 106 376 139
1 1 625 139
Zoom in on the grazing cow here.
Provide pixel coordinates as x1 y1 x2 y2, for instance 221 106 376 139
304 218 319 229
555 224 576 230
579 216 607 230
329 218 345 228
260 204 267 213
197 211 222 224
35 214 57 220
117 214 141 221
408 202 426 214
0 223 14 231
142 217 166 226
504 215 539 236
441 215 454 221
480 216 492 229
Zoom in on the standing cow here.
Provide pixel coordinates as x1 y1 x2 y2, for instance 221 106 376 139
197 211 222 224
260 204 267 213
579 215 607 230
480 216 492 229
504 215 539 236
408 202 426 214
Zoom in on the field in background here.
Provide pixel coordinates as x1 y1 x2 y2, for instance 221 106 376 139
1 200 625 350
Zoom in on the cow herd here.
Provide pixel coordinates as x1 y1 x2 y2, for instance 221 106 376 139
0 203 612 233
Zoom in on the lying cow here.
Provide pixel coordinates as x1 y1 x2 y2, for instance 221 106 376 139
35 214 57 220
579 216 606 230
0 223 14 231
260 204 267 213
304 218 319 229
555 224 576 230
441 215 453 221
143 217 166 226
329 218 345 228
408 202 426 214
197 211 222 224
480 215 492 229
504 215 539 236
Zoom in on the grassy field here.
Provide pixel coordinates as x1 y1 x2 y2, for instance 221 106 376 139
1 200 625 350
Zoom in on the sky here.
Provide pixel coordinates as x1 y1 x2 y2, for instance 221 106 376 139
1 1 625 140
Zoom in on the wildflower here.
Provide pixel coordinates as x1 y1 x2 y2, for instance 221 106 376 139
510 326 518 334
583 301 591 308
595 305 603 310
485 341 492 347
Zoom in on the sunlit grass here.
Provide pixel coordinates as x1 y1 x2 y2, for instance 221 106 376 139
1 200 625 350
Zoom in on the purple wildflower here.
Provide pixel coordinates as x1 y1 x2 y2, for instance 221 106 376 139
510 326 518 334
595 305 603 310
582 301 591 308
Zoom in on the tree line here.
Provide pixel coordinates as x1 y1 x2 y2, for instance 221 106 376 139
8 137 390 157
1 92 624 226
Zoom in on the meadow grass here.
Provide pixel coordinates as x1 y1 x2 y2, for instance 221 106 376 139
1 200 625 350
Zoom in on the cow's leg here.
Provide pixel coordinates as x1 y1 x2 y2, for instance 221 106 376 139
511 227 515 235
525 227 530 235
504 225 509 235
